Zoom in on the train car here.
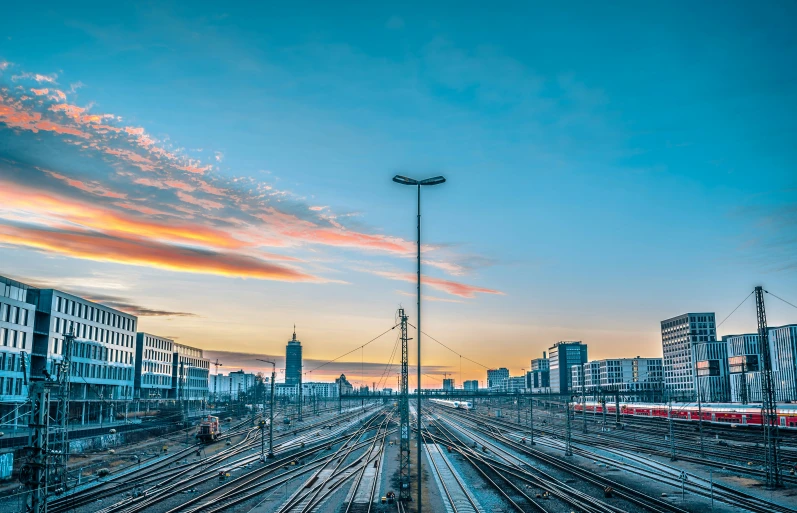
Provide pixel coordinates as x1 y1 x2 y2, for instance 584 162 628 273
577 401 797 429
429 398 473 410
196 415 221 442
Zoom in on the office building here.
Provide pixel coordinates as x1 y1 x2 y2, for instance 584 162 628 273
0 277 36 428
549 341 588 394
285 327 302 386
442 378 454 391
36 286 138 423
463 380 479 391
529 354 550 390
573 357 663 401
694 339 730 402
303 382 339 398
727 325 797 403
486 368 509 389
135 333 173 403
171 343 210 407
661 313 716 400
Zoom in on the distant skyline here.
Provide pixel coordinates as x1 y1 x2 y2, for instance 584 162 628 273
1 2 796 387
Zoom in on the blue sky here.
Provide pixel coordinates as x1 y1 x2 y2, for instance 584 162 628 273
1 2 795 387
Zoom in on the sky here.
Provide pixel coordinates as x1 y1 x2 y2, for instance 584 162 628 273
1 2 796 389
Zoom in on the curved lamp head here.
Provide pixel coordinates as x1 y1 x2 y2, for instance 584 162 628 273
393 175 446 186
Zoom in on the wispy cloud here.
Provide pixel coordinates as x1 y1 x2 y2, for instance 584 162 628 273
0 64 499 296
372 270 504 298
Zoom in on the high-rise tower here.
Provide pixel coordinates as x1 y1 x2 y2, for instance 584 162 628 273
285 325 302 386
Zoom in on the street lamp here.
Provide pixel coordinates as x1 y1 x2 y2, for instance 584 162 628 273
257 359 276 459
392 173 446 513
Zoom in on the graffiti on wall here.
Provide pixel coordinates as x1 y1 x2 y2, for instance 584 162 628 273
69 433 124 453
0 452 13 481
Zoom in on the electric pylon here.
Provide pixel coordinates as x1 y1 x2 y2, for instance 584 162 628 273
398 308 411 502
756 286 781 487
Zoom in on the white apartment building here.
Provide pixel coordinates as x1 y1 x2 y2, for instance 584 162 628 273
661 313 716 400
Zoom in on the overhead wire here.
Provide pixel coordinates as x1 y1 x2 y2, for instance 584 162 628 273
304 324 399 376
407 322 491 369
765 290 797 311
717 290 754 328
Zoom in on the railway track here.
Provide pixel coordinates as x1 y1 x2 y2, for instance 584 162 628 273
489 401 797 481
437 404 794 513
276 410 393 513
49 405 379 513
427 407 690 513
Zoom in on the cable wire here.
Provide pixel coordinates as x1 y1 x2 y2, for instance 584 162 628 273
765 290 797 311
717 291 754 328
407 322 491 369
304 324 399 375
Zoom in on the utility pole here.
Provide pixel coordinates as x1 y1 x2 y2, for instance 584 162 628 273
565 399 573 456
398 308 411 503
212 359 223 406
52 328 75 494
668 394 676 461
528 394 535 445
696 377 705 458
756 286 781 487
581 378 587 434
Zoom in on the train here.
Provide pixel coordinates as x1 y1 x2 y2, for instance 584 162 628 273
573 401 797 429
429 398 474 410
196 415 222 442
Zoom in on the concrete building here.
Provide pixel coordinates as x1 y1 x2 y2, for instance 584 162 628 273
661 313 716 400
36 287 138 423
285 327 302 386
529 354 550 390
303 382 339 399
573 357 663 401
0 276 36 429
486 368 509 389
210 373 234 402
171 343 210 407
442 378 455 391
549 341 588 394
463 380 479 391
727 325 797 403
335 373 353 395
694 339 730 402
209 370 257 402
135 333 173 404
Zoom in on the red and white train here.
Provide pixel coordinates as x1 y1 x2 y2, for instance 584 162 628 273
430 398 474 410
573 401 797 429
196 415 222 442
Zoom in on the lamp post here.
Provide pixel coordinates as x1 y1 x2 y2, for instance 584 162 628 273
257 359 276 459
392 173 446 513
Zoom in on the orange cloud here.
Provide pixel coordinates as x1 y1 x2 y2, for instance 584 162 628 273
176 191 224 209
104 148 156 172
372 270 503 298
0 100 91 139
31 88 49 96
41 169 127 199
0 222 319 282
164 179 195 192
0 180 242 250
